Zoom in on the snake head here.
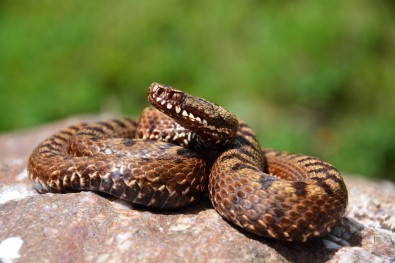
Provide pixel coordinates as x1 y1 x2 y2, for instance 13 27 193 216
148 82 239 148
148 83 186 110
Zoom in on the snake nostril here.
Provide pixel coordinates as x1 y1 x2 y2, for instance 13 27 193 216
156 87 165 96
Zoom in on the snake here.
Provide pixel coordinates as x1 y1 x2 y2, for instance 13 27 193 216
28 83 348 242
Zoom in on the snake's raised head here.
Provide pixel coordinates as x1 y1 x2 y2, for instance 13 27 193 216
148 82 239 148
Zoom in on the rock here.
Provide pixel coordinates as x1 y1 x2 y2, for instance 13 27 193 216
0 116 394 263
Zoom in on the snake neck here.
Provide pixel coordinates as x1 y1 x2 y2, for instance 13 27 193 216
213 121 265 173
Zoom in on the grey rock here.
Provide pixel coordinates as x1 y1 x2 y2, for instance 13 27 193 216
0 116 394 263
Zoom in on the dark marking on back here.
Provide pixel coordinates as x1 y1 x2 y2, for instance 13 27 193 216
99 121 115 131
239 129 255 139
38 150 59 157
68 125 81 131
60 130 74 137
310 168 342 184
238 122 251 130
230 163 258 172
53 134 69 143
293 181 307 196
41 143 61 152
304 161 332 170
75 132 99 138
310 177 334 195
89 126 106 134
123 139 136 147
125 118 138 126
176 148 196 157
112 119 126 128
50 141 64 149
232 136 260 153
220 153 252 166
296 156 317 163
259 176 276 190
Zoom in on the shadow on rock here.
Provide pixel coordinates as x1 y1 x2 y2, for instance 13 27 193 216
221 216 365 263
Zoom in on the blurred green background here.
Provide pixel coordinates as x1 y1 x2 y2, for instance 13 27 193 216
1 0 394 180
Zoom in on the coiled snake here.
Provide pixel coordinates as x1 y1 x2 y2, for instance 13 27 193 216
28 83 348 242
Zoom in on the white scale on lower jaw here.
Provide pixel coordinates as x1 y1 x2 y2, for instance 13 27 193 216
175 106 181 114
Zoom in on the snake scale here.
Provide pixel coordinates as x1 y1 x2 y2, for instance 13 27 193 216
28 83 348 242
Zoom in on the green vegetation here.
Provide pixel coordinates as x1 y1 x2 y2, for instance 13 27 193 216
1 0 394 180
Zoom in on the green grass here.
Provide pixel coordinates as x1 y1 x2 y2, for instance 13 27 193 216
1 0 394 180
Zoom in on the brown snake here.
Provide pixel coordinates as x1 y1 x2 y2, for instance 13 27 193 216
28 83 348 242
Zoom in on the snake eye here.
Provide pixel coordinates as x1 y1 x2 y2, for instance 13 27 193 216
172 92 183 103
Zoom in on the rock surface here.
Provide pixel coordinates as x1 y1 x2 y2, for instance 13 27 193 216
0 116 394 263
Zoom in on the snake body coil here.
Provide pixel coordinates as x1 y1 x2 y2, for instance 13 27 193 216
28 83 348 242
